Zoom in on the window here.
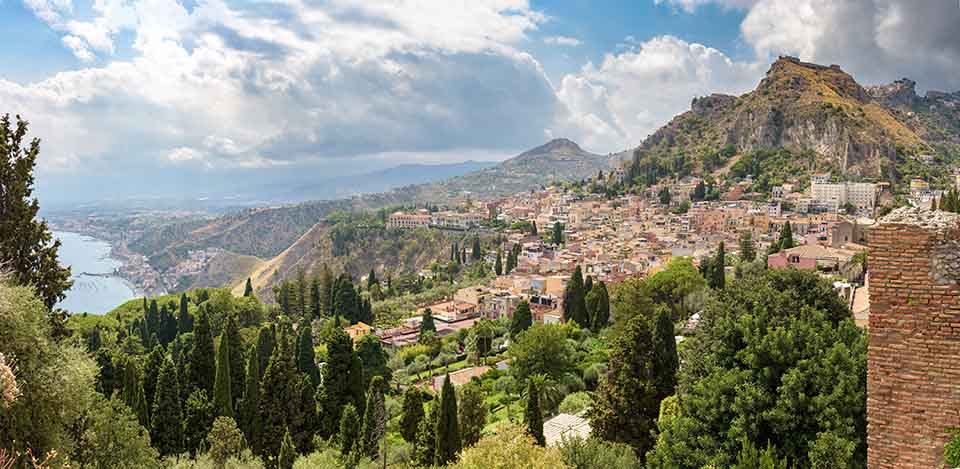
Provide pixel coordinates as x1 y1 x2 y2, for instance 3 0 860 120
790 255 801 263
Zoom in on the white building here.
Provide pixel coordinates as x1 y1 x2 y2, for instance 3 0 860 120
810 181 877 212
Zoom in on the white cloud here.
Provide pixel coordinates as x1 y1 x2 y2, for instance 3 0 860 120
553 35 760 152
655 0 758 13
544 35 582 47
61 34 94 61
6 0 558 189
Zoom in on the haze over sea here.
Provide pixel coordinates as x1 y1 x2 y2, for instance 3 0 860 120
55 231 137 315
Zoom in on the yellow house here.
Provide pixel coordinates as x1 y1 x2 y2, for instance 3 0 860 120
344 322 373 342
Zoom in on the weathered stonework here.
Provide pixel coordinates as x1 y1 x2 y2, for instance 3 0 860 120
868 207 960 468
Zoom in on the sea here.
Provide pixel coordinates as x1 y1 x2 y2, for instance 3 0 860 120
54 231 138 315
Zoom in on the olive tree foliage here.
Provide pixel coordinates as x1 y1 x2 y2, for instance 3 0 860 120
647 269 866 468
451 423 567 469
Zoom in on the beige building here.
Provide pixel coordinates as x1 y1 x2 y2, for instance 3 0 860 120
387 210 431 229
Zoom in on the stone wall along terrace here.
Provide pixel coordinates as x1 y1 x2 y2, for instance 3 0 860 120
868 207 960 468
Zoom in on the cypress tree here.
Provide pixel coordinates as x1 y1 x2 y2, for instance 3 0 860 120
589 312 661 456
348 354 365 414
177 293 193 334
259 329 298 460
151 357 183 457
190 308 216 396
458 382 487 448
278 428 296 469
584 275 593 299
471 237 481 260
400 387 424 444
510 300 533 336
356 334 391 391
318 265 333 316
146 299 160 339
184 389 214 456
224 316 244 409
243 278 254 297
292 375 319 454
495 250 503 275
739 231 756 262
652 307 679 401
563 266 588 327
711 241 726 290
142 345 165 420
778 221 794 251
333 275 359 322
588 281 610 331
213 334 234 419
525 380 544 446
159 304 177 345
337 403 361 456
318 325 356 437
121 358 149 428
531 221 538 236
309 276 321 319
552 221 563 245
296 323 320 387
256 324 276 380
239 345 262 454
296 269 307 318
414 400 438 466
419 309 436 337
435 374 461 466
357 376 386 460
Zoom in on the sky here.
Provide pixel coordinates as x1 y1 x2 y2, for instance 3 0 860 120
2 0 959 203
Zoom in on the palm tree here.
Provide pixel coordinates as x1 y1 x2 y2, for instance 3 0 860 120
525 374 563 416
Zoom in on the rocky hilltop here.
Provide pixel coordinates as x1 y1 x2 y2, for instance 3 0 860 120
632 56 960 178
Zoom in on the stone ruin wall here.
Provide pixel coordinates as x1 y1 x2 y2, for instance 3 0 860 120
868 207 960 468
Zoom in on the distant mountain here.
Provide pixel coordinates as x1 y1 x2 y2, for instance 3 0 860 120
423 138 615 198
617 56 960 182
277 160 497 203
126 138 608 287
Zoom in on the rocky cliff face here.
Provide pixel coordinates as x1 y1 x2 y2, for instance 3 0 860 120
631 56 955 178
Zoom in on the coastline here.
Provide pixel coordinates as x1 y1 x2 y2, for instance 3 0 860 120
53 231 150 314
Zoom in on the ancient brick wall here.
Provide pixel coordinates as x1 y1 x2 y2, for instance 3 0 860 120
868 208 960 468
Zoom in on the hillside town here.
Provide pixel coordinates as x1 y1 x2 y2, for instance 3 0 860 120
369 167 960 347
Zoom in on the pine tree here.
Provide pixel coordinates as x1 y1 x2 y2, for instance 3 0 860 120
414 400 438 466
510 301 533 336
190 308 216 396
435 375 461 466
525 380 545 446
400 387 424 443
563 266 589 327
243 278 254 297
178 293 193 334
318 325 357 437
239 345 261 454
652 307 679 401
495 250 503 275
337 403 361 455
587 281 610 331
297 323 320 387
278 428 297 469
0 113 73 310
213 334 234 419
184 389 215 456
356 376 386 460
255 324 276 381
151 357 183 457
